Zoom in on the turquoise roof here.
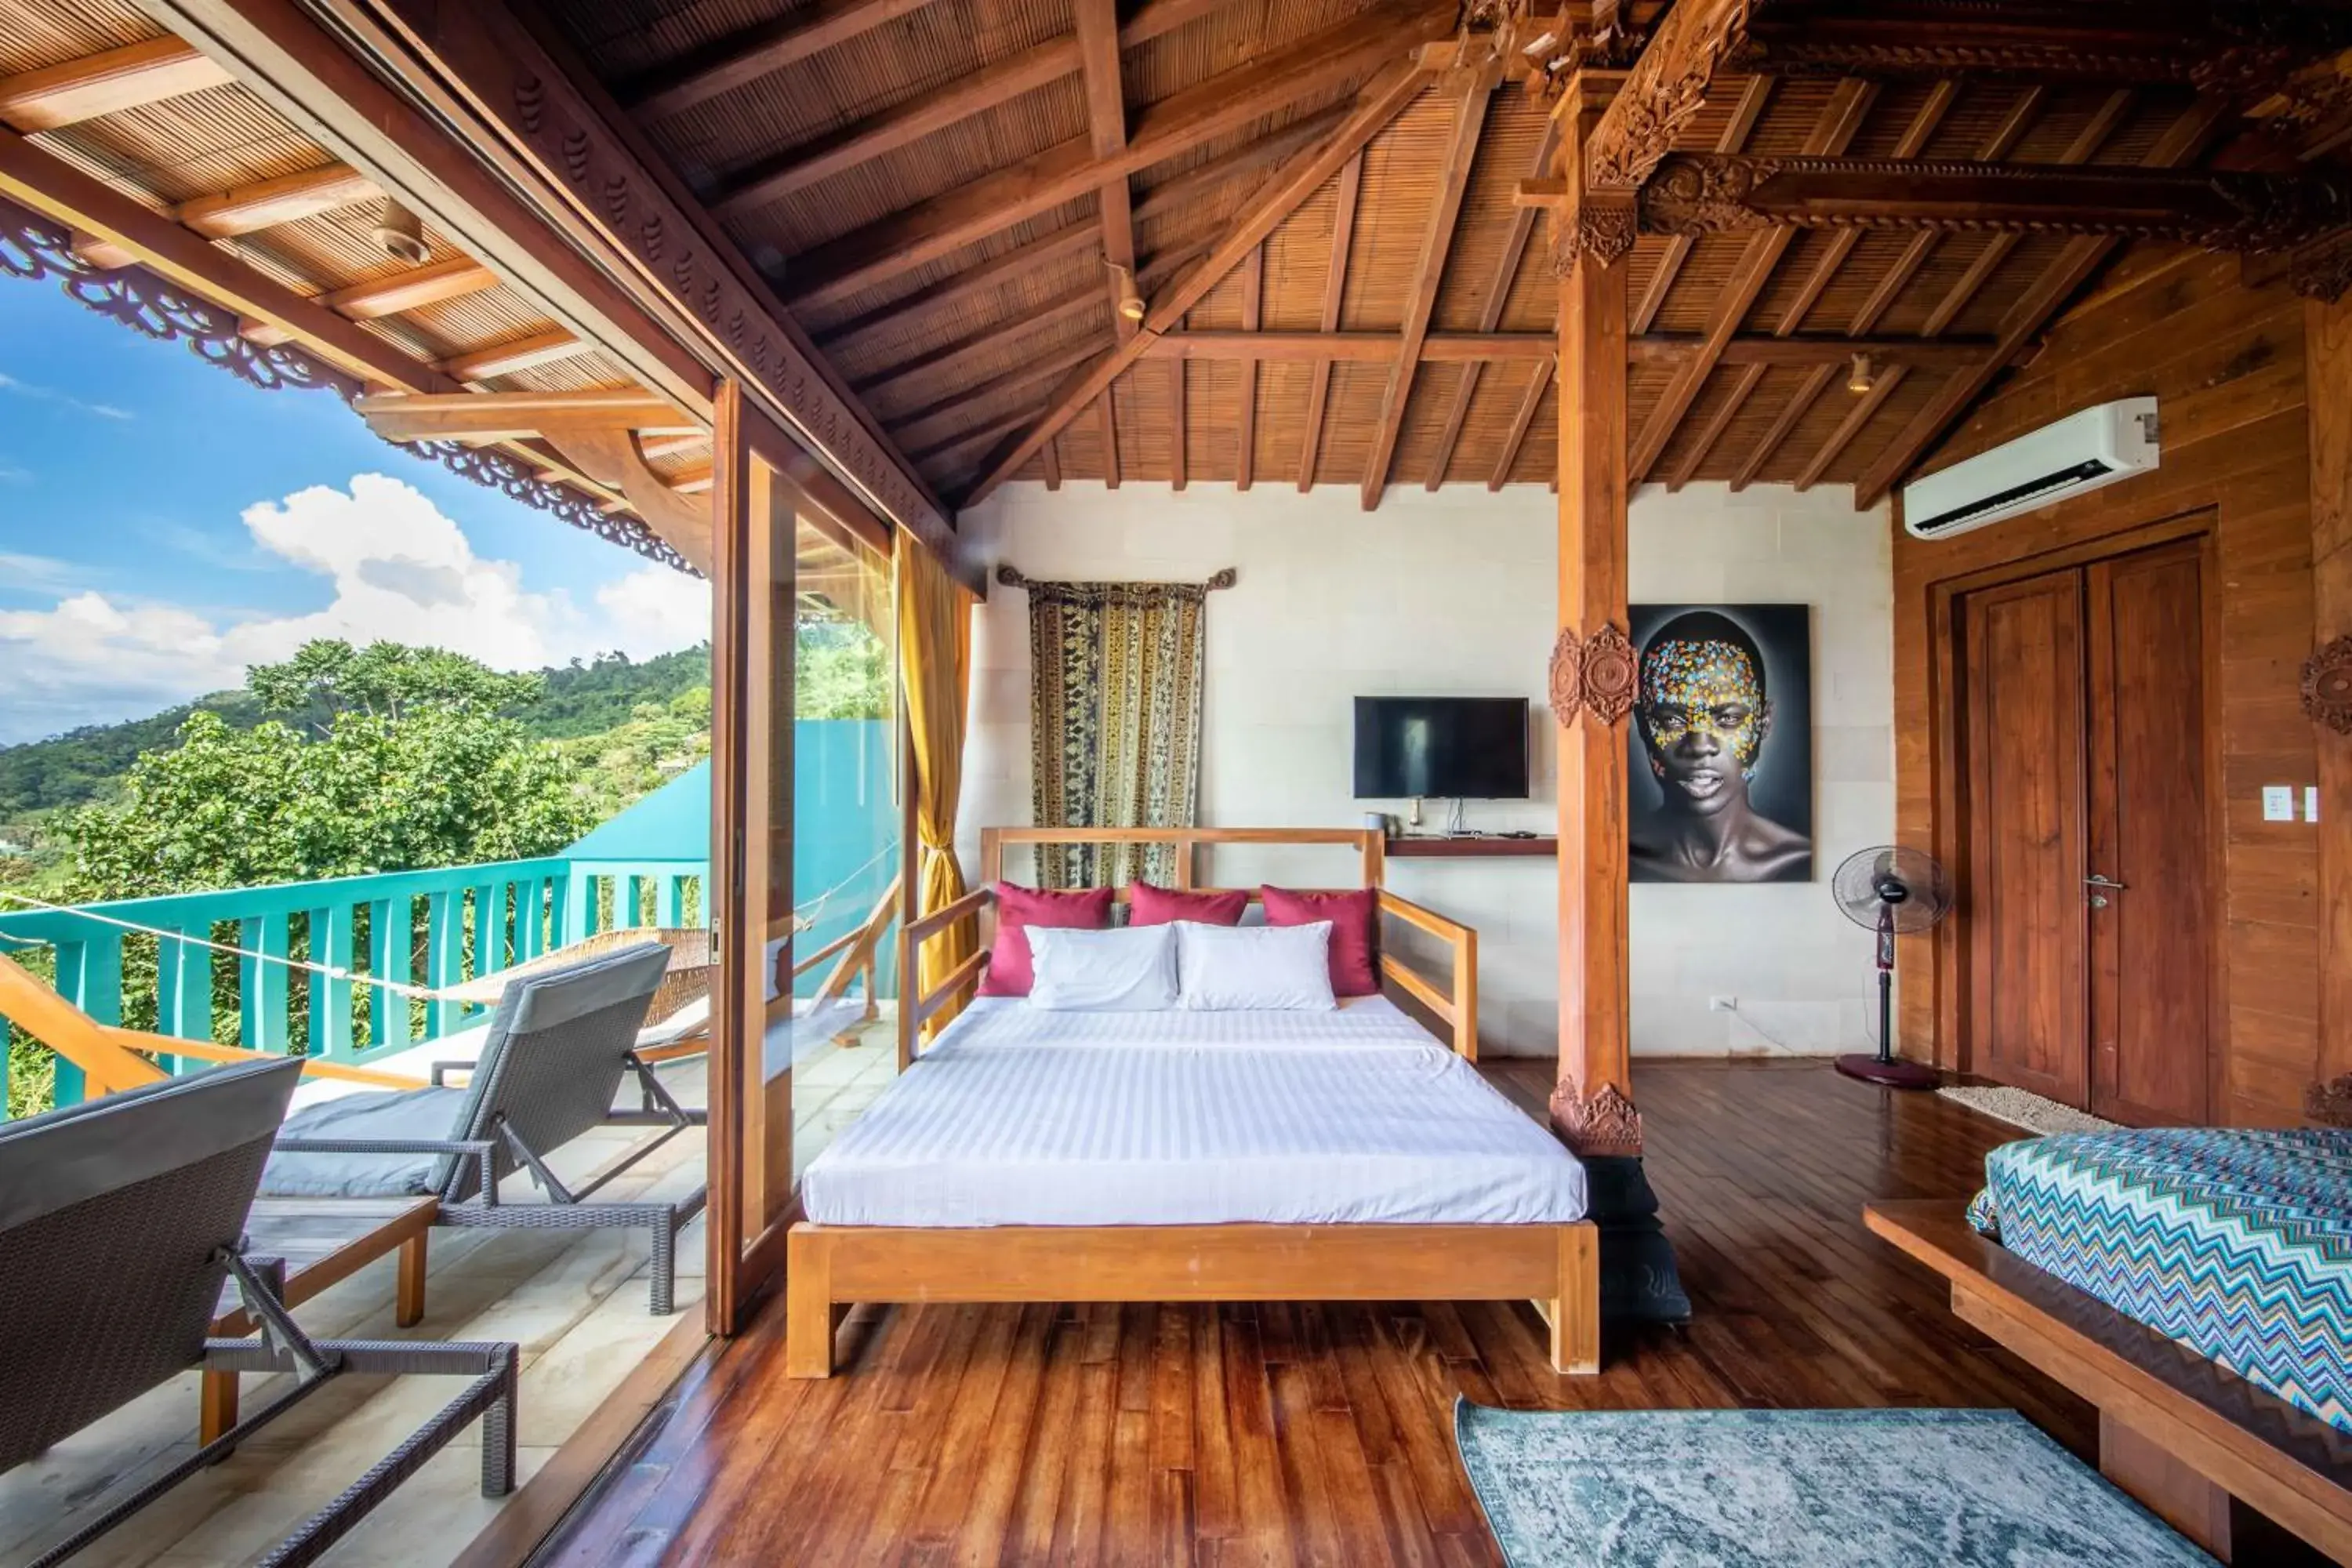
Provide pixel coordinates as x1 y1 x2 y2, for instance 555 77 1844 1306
563 760 710 860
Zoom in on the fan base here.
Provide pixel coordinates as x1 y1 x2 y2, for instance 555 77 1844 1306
1834 1053 1940 1091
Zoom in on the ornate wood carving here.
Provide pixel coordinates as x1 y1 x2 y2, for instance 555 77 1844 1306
1547 626 1584 728
2303 633 2352 734
1548 1080 1642 1157
2291 231 2352 303
1583 0 1751 189
0 195 694 575
1636 154 2352 253
2308 1073 2352 1127
1545 620 1637 726
1549 187 1639 277
373 0 946 546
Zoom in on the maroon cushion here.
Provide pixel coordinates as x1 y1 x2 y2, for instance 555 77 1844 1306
978 882 1116 996
1260 885 1380 997
1127 881 1249 927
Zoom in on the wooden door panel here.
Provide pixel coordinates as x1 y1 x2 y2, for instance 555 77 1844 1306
1964 572 2089 1107
2089 542 2211 1125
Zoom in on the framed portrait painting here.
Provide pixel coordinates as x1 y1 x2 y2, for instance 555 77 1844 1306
1626 603 1813 884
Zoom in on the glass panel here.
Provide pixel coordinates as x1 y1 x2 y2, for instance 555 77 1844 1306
789 514 900 1185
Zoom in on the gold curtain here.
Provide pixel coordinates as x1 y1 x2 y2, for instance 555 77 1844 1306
896 533 975 1036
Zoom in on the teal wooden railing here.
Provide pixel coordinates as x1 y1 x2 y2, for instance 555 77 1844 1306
0 854 704 1116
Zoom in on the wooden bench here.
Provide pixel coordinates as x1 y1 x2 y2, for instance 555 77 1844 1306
202 1196 439 1442
1867 1198 2352 1564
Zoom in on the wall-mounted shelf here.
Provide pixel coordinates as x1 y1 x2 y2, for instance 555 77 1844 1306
1385 836 1558 858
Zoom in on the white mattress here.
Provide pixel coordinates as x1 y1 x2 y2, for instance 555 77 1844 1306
800 996 1587 1227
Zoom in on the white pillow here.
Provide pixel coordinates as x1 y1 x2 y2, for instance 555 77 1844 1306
1026 924 1178 1011
1174 920 1338 1011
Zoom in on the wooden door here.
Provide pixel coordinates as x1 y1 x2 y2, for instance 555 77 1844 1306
2085 541 2210 1124
1963 572 2090 1107
1958 539 2212 1120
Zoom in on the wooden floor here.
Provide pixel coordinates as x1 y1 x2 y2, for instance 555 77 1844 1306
543 1060 2092 1566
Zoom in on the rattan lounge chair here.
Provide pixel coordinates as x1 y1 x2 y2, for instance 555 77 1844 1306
262 942 707 1314
1 1055 516 1568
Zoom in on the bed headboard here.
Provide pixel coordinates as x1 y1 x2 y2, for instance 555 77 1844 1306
904 826 1477 1069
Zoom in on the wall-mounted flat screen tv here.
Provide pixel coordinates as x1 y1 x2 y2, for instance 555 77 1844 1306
1352 696 1530 800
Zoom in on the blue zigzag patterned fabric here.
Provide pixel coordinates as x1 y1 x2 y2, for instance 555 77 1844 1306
1970 1128 2352 1435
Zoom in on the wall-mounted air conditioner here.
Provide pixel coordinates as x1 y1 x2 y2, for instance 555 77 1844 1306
1901 397 2159 542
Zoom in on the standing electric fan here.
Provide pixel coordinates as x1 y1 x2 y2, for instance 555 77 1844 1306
1830 845 1954 1090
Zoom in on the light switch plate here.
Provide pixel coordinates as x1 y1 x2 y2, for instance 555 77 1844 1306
2310 786 2322 823
2263 786 2296 822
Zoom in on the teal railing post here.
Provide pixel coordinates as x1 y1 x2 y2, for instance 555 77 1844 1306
559 869 588 944
513 877 541 962
426 890 464 1039
658 874 685 927
154 925 211 1073
372 895 417 1051
241 913 291 1054
470 880 503 979
50 933 119 1107
626 873 653 931
312 904 354 1058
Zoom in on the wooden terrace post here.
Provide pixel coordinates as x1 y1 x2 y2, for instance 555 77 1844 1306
1544 66 1688 1323
2309 287 2352 1102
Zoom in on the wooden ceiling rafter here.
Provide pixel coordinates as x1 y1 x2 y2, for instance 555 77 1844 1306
782 0 1453 314
441 329 591 383
1857 91 2237 507
625 0 942 122
1666 358 1764 490
965 50 1441 504
1041 436 1062 489
1792 360 1904 488
1097 392 1122 488
1490 358 1551 491
1362 59 1501 510
172 164 376 238
1428 118 1560 490
0 37 230 131
1635 74 1770 334
1073 0 1140 344
318 257 498 319
1847 84 2045 336
1627 75 1877 482
1297 150 1363 491
887 336 1111 437
1769 78 1956 336
858 280 1106 401
1235 242 1264 488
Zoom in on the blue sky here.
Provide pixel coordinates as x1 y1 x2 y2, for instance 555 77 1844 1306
0 280 707 744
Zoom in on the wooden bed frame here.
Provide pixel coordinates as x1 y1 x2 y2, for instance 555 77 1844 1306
783 826 1598 1381
1868 1200 2352 1563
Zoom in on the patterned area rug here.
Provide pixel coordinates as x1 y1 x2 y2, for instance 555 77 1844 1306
1937 1083 2122 1137
1454 1405 2216 1567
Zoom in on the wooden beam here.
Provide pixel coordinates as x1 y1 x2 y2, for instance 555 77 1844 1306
1723 5 2308 85
813 222 1104 348
1731 361 1835 490
353 389 694 442
1097 393 1121 488
1428 118 1559 491
907 404 1040 466
1772 80 1956 336
1363 62 1497 510
1236 244 1261 488
714 38 1082 215
1132 105 1348 224
1170 355 1187 488
1628 78 1875 483
1298 151 1363 491
1853 94 2227 508
2313 292 2352 1091
0 38 230 132
1042 436 1062 489
1793 362 1906 488
1849 85 2044 335
441 329 588 382
967 53 1439 505
1489 360 1551 490
1632 332 1998 368
319 257 497 319
172 165 376 238
858 282 1105 403
0 125 456 397
785 0 1452 314
626 0 942 122
1665 358 1764 491
1584 0 1751 189
887 337 1110 436
1156 330 1555 361
1918 89 2127 338
1634 74 1771 335
1074 0 1139 346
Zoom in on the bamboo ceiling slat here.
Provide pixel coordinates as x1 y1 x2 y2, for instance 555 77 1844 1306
1432 93 1541 334
0 0 152 75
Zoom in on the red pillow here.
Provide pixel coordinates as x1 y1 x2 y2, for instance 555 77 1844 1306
1127 881 1248 927
1260 885 1379 997
978 882 1116 996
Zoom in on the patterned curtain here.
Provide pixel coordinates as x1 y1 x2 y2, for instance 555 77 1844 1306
1000 565 1232 887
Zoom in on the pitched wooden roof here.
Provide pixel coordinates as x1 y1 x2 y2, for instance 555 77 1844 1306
533 0 2352 511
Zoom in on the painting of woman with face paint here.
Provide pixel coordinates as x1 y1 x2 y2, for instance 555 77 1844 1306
1627 604 1813 884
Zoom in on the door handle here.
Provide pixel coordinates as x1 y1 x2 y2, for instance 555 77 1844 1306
2085 873 2125 909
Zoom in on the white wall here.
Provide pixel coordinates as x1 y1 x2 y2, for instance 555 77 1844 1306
956 480 1893 1058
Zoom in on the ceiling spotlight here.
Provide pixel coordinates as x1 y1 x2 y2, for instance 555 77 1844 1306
1847 351 1877 395
1106 260 1146 323
372 197 430 266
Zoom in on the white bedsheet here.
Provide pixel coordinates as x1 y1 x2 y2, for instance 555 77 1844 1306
800 996 1586 1227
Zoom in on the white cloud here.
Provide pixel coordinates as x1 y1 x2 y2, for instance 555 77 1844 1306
0 370 131 421
0 474 709 744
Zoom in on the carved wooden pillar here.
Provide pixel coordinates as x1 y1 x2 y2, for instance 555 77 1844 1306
1543 68 1688 1324
1547 70 1641 1154
2307 290 2352 1106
